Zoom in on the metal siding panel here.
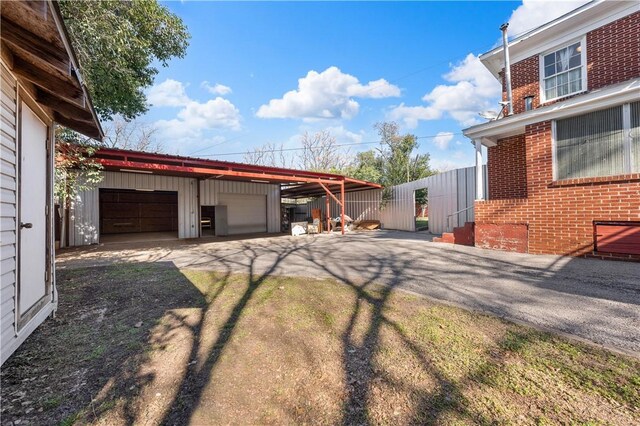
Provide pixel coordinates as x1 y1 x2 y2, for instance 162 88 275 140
198 179 280 233
71 172 200 245
1 65 17 362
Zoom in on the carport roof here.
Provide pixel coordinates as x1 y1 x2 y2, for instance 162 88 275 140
92 148 381 198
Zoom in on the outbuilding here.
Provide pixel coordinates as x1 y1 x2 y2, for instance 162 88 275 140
1 1 103 364
63 148 381 246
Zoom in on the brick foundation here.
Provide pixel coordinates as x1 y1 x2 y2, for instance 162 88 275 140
475 121 640 256
475 223 528 253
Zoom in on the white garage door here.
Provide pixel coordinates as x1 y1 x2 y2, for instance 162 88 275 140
218 193 267 234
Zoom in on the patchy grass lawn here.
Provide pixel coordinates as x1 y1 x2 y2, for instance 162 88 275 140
415 217 429 232
1 262 639 425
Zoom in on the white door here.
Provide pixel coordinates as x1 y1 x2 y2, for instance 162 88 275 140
218 193 267 234
18 102 48 316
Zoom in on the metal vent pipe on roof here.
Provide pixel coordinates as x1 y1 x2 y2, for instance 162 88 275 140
500 22 514 116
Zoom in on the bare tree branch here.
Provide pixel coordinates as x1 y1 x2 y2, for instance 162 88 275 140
298 131 351 173
243 143 292 168
102 116 163 152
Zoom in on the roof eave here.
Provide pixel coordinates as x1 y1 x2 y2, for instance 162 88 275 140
463 78 640 147
49 0 104 140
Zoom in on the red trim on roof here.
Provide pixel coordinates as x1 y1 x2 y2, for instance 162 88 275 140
91 148 382 194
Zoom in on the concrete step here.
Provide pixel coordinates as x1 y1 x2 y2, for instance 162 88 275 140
433 222 475 246
433 232 455 244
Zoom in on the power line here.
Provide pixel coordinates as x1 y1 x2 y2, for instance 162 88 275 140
196 132 464 158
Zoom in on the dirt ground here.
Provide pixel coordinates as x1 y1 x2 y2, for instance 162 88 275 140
55 231 640 355
1 262 639 425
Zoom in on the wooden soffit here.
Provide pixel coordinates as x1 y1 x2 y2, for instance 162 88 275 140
1 0 103 139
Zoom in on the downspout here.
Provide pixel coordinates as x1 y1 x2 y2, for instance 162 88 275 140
500 23 514 116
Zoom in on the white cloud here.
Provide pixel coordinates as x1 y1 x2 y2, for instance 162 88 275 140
430 159 459 172
201 81 232 96
148 78 242 146
388 53 501 128
388 104 441 129
156 97 241 139
324 125 364 145
507 0 591 37
432 132 454 150
147 79 190 107
423 54 502 127
257 66 400 121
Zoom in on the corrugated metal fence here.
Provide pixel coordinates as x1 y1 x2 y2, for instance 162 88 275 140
305 166 487 234
306 188 382 222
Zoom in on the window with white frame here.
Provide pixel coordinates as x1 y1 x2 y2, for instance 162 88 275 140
555 101 640 180
542 40 585 102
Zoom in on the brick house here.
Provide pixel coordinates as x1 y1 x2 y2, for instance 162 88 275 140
463 0 639 259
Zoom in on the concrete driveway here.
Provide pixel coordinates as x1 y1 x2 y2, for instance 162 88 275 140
57 230 640 355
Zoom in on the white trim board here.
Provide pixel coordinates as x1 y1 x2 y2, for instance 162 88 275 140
464 78 640 146
481 1 639 79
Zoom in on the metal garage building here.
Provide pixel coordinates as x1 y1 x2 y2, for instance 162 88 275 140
63 148 380 247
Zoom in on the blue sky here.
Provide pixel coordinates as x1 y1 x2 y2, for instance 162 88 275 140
139 1 589 170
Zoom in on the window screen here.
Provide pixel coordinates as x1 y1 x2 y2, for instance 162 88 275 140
556 106 624 179
542 42 583 101
632 101 640 173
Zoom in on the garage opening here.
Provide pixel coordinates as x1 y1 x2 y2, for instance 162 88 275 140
99 189 178 243
200 205 215 237
414 188 429 232
218 193 267 235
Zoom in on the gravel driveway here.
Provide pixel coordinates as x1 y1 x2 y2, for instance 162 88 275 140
56 230 640 355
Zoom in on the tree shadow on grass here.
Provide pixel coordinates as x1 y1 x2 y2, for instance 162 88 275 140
159 237 318 424
10 234 638 425
0 261 212 425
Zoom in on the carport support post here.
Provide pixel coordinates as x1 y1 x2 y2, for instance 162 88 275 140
325 192 330 233
475 139 484 200
340 181 345 235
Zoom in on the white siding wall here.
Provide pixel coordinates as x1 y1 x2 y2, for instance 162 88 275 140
69 171 199 246
304 166 487 235
1 64 18 361
424 172 459 234
379 166 487 234
1 64 57 365
200 180 281 233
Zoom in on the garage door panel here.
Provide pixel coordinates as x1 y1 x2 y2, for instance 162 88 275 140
101 218 139 234
100 189 178 235
141 217 178 232
143 204 178 218
218 193 267 235
100 202 139 218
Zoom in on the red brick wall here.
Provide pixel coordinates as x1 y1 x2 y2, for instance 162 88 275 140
501 56 540 115
476 121 640 256
487 135 527 199
587 12 640 91
501 12 640 114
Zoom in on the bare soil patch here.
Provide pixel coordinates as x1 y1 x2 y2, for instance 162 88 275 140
2 262 639 425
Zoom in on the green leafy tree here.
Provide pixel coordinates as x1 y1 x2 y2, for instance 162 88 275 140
55 1 189 243
347 122 434 209
346 150 382 183
374 122 433 186
54 129 103 208
59 0 190 120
